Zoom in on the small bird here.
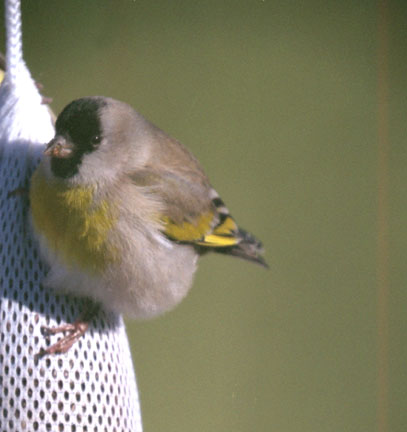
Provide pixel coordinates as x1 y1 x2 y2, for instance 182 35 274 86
29 96 267 355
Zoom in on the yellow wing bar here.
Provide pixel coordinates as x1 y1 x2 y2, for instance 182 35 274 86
163 212 240 248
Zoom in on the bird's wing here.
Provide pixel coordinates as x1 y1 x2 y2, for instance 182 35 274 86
130 168 240 248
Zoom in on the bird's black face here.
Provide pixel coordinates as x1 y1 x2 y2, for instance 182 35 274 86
48 97 107 179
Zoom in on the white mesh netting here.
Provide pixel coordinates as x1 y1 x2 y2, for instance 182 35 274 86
0 1 143 430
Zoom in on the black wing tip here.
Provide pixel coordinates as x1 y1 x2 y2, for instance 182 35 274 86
238 227 268 267
223 245 269 269
211 226 269 269
252 255 269 269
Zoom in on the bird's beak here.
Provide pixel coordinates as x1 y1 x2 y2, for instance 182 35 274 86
44 136 74 158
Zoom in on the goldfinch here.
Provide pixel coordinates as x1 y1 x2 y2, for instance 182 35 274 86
29 96 267 354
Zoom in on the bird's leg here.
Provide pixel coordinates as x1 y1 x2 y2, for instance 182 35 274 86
39 320 89 356
41 96 53 105
34 80 53 105
36 300 100 358
7 186 28 198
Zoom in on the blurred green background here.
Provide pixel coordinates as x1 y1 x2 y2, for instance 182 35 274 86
1 1 406 431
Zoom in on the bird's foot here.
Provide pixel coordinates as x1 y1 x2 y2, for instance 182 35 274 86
36 320 89 358
41 96 53 105
7 186 28 198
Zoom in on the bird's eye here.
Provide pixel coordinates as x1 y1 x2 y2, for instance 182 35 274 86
91 135 101 145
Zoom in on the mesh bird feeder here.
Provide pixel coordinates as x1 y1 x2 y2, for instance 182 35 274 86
0 0 143 430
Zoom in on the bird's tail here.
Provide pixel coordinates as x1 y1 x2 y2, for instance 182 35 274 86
214 227 268 268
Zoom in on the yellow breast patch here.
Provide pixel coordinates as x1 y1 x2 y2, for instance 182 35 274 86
30 169 117 274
